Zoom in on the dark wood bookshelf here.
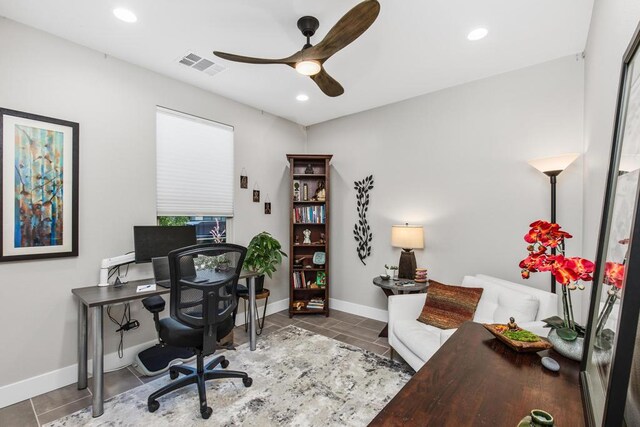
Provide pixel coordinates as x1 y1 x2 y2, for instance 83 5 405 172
287 154 332 317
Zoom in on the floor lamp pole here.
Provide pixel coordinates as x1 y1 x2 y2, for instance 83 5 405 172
547 172 559 294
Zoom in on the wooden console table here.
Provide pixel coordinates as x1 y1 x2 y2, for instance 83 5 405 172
370 322 585 426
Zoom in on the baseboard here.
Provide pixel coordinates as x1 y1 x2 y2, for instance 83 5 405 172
329 298 388 322
0 297 290 409
0 339 156 409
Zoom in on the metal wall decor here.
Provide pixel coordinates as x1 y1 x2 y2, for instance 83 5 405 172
353 175 374 265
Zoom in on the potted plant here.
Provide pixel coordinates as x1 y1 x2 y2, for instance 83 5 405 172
385 264 398 279
245 232 287 292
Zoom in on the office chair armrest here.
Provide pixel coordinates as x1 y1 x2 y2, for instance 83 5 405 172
142 295 165 313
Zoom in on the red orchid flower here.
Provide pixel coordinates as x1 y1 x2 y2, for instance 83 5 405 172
564 257 595 282
605 262 625 289
524 220 573 248
549 255 579 285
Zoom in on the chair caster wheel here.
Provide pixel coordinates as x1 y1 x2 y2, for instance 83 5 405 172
169 369 179 380
201 407 213 419
221 359 229 368
243 377 253 387
148 400 160 412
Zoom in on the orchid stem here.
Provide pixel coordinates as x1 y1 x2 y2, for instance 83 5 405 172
561 286 570 329
567 287 575 330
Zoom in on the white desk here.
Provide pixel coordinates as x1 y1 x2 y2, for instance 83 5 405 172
72 270 260 417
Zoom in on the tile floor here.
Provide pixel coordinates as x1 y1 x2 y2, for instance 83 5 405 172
0 309 404 426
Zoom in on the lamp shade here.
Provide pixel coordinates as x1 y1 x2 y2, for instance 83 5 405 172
527 153 580 175
391 224 424 249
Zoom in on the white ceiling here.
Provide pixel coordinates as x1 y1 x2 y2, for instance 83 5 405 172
0 0 593 126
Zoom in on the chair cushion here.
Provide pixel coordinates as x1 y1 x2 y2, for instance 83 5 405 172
394 320 442 362
417 282 484 329
159 317 234 349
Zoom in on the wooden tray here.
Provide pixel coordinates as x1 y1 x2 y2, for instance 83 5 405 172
483 323 553 353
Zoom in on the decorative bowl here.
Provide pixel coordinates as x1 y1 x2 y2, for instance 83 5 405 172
380 274 390 280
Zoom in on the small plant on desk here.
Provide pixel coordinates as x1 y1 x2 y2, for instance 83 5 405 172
385 264 398 279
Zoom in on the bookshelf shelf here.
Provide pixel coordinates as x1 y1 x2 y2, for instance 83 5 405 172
287 154 332 318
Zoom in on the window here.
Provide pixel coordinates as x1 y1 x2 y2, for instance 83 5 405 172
156 107 233 242
157 216 226 243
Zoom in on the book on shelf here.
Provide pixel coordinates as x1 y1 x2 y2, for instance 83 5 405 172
292 271 311 289
293 205 326 224
306 297 325 309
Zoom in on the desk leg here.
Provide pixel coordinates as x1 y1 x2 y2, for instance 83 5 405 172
249 276 256 351
77 302 88 389
92 306 104 417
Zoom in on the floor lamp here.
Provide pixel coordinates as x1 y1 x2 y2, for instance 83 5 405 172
527 153 580 294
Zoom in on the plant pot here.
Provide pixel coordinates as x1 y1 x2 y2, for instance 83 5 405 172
517 409 554 427
547 329 583 361
547 329 612 363
386 269 396 279
247 275 265 293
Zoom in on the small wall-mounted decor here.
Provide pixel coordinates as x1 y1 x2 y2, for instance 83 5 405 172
264 194 271 214
240 167 248 189
353 175 374 265
0 108 79 261
253 183 260 202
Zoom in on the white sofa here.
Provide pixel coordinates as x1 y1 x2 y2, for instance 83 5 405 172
388 274 559 371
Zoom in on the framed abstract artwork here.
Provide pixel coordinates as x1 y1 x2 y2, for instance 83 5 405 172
0 108 79 261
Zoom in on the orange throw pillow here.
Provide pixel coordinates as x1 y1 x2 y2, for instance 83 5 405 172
417 282 484 329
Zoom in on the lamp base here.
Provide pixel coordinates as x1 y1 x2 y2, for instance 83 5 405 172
398 249 417 280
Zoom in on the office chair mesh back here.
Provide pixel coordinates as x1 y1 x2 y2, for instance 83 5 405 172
168 243 247 355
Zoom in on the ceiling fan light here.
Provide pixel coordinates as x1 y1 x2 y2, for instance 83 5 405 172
295 60 321 76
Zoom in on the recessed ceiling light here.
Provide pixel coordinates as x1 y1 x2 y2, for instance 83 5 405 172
467 28 488 41
113 8 137 23
296 94 309 102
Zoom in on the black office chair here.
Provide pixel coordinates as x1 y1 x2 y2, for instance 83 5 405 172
146 243 252 419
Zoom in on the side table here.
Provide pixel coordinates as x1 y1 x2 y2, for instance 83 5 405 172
373 276 429 337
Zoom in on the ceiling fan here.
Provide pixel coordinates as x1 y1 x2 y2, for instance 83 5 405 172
213 0 380 97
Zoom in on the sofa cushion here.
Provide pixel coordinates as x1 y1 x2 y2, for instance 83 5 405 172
394 319 442 362
417 282 484 329
461 275 499 323
475 274 556 320
462 275 540 323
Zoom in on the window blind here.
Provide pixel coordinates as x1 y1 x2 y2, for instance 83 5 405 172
156 107 234 217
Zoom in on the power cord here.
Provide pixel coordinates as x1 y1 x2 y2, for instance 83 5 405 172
107 303 139 358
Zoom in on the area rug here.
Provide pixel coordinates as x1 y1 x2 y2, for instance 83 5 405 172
46 326 412 426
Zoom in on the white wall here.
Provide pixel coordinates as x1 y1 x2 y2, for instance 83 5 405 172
307 56 585 318
0 18 304 391
582 0 640 316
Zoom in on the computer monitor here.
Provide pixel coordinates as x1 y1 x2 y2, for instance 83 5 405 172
133 226 197 263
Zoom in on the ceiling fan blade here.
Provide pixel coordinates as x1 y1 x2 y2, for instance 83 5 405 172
310 68 344 97
213 51 295 65
305 0 380 61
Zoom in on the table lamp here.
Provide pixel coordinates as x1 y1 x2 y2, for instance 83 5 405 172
391 224 424 279
527 153 579 293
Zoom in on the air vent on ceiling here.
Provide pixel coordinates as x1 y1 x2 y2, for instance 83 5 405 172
177 51 226 77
